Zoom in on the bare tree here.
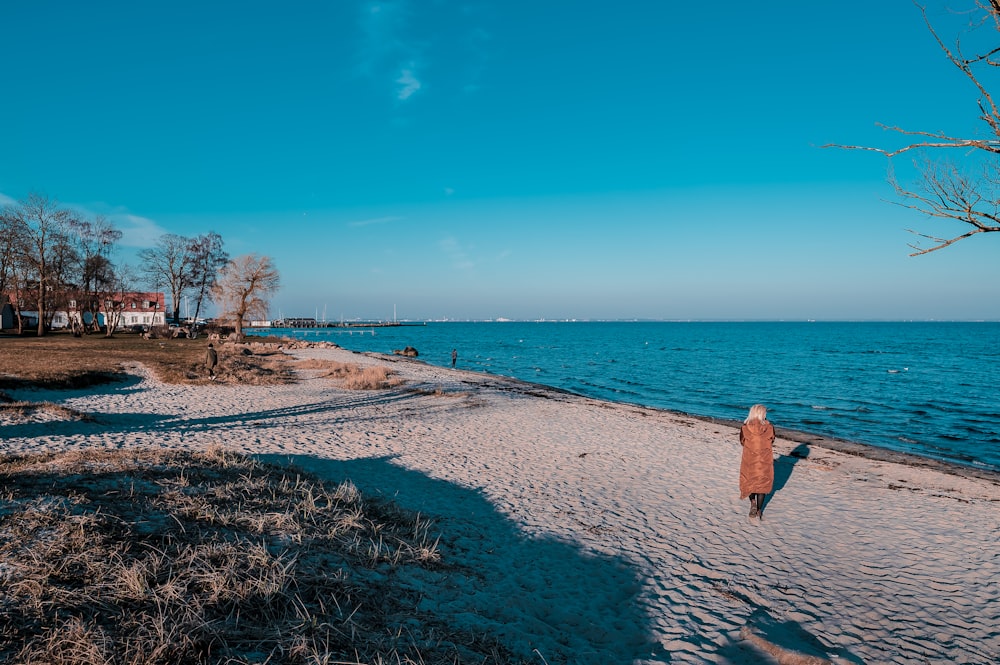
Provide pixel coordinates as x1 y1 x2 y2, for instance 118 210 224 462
186 232 228 330
100 264 138 338
43 230 80 330
831 1 1000 255
70 215 123 333
139 234 194 324
0 194 77 335
213 254 280 340
3 232 33 334
0 209 18 328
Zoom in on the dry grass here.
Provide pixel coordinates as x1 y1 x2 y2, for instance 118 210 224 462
0 332 294 388
0 446 520 664
293 360 405 390
0 398 95 423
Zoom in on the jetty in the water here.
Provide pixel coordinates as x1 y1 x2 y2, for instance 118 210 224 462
268 318 425 329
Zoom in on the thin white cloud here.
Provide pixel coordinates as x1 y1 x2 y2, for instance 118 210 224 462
1 195 165 248
349 215 404 227
396 66 422 101
115 214 169 248
70 201 168 249
443 187 455 196
357 1 425 102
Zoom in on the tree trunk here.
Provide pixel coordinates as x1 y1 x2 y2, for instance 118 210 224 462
35 281 45 337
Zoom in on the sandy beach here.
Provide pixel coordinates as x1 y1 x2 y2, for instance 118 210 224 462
2 345 998 664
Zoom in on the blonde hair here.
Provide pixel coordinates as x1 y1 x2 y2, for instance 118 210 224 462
745 404 768 424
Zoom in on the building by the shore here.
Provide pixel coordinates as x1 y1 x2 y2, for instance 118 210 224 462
1 291 166 332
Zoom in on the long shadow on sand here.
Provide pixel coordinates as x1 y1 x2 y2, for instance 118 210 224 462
259 453 671 665
764 443 811 514
0 391 411 442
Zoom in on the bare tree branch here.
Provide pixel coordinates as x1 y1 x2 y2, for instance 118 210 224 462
886 158 1000 254
826 1 1000 255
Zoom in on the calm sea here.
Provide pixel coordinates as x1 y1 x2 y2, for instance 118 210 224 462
252 322 1000 473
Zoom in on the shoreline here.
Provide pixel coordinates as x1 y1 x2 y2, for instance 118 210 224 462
377 350 1000 485
260 320 1000 477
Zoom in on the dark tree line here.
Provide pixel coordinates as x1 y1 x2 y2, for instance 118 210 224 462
0 193 229 336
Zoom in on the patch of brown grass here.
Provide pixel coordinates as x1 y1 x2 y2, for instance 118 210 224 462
0 332 294 388
294 359 405 390
0 399 95 423
0 447 519 664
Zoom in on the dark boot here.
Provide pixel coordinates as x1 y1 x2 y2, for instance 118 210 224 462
754 493 765 520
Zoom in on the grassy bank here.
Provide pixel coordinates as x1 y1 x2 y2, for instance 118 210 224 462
0 332 292 388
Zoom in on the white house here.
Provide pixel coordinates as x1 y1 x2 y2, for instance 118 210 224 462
106 292 167 330
2 292 167 331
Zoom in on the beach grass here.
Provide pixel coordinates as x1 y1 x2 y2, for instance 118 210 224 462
293 358 405 390
0 446 518 664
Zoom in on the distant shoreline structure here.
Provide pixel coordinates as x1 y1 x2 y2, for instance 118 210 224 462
267 318 425 329
261 318 998 325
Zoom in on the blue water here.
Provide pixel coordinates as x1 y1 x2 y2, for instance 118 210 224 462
252 322 1000 473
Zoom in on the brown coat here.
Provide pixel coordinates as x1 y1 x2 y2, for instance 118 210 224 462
739 420 775 498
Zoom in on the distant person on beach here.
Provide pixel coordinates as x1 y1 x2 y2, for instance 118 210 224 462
739 404 775 522
206 343 218 378
451 349 457 367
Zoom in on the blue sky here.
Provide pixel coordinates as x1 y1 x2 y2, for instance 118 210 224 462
2 0 998 321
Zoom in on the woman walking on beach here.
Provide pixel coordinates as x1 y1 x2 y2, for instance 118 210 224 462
740 404 775 522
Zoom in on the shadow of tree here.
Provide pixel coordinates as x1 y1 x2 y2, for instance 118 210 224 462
0 448 560 664
0 389 410 441
260 453 670 664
